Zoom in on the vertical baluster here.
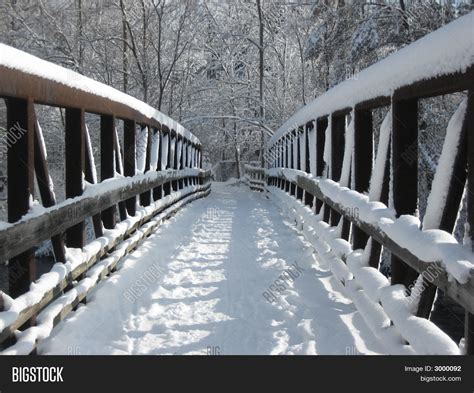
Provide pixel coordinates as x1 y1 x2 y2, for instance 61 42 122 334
316 117 327 215
330 114 345 226
391 98 419 288
101 115 116 229
465 90 474 355
352 108 373 249
139 126 152 207
296 128 303 200
124 119 136 216
33 117 67 262
84 125 105 237
304 123 313 207
113 127 128 221
153 128 163 201
7 98 36 305
66 108 86 245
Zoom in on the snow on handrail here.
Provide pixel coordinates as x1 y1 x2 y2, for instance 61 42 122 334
0 43 200 145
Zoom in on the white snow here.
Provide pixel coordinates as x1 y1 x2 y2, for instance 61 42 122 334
161 133 169 169
308 123 317 176
269 12 474 146
114 128 124 175
267 184 462 355
2 184 209 355
176 138 183 170
149 131 160 171
0 43 200 145
36 182 384 355
423 99 467 229
339 113 354 187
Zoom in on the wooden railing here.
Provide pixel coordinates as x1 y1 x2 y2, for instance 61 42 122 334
263 14 474 355
0 44 211 354
243 165 266 192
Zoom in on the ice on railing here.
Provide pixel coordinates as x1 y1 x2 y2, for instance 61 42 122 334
339 113 354 188
170 136 176 169
176 139 183 170
136 126 149 174
308 124 317 176
269 12 474 145
369 110 391 201
423 99 467 230
114 128 124 175
323 117 331 174
161 133 169 169
299 131 306 171
0 44 199 145
149 131 160 171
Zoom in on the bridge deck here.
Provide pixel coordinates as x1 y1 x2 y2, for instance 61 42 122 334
39 182 384 355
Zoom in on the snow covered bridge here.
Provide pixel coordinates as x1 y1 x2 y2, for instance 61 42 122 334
0 13 473 355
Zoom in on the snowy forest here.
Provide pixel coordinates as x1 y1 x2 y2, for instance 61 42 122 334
0 0 472 173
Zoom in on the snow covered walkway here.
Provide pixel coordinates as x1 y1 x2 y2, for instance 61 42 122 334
39 181 385 355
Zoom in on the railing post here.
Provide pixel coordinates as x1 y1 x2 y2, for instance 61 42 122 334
84 125 105 237
162 129 171 196
290 130 295 169
139 126 152 206
466 90 474 355
330 114 345 226
101 115 116 229
296 128 304 200
66 108 86 246
316 117 327 215
183 139 188 188
34 118 67 262
6 98 36 300
305 123 311 173
172 134 179 191
153 128 163 201
124 119 136 216
391 98 419 288
352 109 373 249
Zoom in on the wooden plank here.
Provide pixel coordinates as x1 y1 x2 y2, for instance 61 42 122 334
466 89 474 355
391 98 419 289
6 98 36 301
316 118 327 215
65 108 85 248
0 185 211 349
0 165 209 264
140 126 152 206
33 118 66 263
330 114 345 226
123 119 136 216
101 114 116 229
296 128 302 171
84 125 104 238
172 136 180 191
305 123 311 173
113 127 128 221
153 129 163 201
290 131 295 169
352 109 373 250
